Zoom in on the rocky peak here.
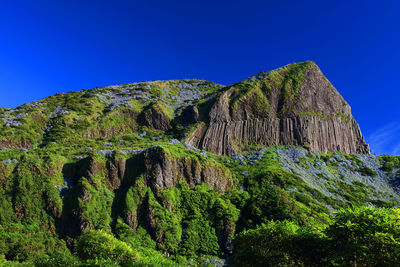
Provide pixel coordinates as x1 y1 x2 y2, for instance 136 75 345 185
186 61 370 155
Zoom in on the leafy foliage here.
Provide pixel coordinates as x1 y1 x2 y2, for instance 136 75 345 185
234 207 400 267
325 207 400 266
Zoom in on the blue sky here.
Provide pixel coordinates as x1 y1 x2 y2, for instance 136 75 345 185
0 0 399 154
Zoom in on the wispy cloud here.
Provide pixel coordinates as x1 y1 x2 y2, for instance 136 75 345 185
367 122 400 155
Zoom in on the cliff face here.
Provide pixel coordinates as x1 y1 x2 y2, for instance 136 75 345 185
141 146 233 192
186 61 370 155
138 103 171 131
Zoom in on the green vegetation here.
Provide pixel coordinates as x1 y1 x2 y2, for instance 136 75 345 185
229 61 315 118
379 155 400 172
0 65 399 265
234 207 400 267
281 61 314 100
336 112 352 124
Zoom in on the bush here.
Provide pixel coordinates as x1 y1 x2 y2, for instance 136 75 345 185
325 207 400 266
0 223 69 263
233 220 325 267
358 166 377 177
380 155 400 172
234 207 400 266
76 230 138 266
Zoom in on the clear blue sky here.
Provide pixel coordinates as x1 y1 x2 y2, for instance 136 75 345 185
0 0 399 154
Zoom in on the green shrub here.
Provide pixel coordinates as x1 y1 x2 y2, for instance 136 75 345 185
0 223 70 263
233 220 325 267
358 166 377 177
76 230 138 266
379 155 400 172
325 207 400 266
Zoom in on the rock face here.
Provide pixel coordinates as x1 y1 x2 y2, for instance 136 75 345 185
141 146 233 192
186 61 370 155
67 147 233 193
139 103 171 131
179 105 199 124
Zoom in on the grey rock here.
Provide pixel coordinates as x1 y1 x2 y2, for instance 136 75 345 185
102 142 112 146
48 106 69 118
119 150 140 155
64 177 72 187
97 150 115 157
54 184 68 193
2 112 27 127
169 139 180 144
203 258 226 267
184 143 199 151
85 147 93 152
151 136 162 141
177 82 193 89
137 131 147 138
329 158 337 164
246 71 270 82
245 148 267 164
0 159 18 165
138 146 159 155
232 153 245 161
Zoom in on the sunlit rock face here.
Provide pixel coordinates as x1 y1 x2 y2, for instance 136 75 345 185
186 61 370 155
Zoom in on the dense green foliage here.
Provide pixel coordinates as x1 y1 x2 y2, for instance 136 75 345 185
379 155 400 172
234 207 400 267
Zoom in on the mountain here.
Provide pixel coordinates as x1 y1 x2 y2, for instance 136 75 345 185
186 61 370 155
0 61 399 266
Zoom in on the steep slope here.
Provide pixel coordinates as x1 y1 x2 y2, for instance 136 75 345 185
186 61 370 155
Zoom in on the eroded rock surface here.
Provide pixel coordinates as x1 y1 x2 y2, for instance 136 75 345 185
141 146 233 192
186 62 370 155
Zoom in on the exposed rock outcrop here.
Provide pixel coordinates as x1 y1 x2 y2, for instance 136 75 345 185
139 103 171 131
179 105 199 124
65 146 233 194
186 61 370 155
141 146 233 192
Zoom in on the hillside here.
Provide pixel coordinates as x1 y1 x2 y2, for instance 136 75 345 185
1 61 399 266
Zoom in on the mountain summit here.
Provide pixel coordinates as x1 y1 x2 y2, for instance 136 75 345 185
187 61 370 155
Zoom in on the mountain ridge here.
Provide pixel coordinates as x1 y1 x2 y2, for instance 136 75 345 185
0 61 370 156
